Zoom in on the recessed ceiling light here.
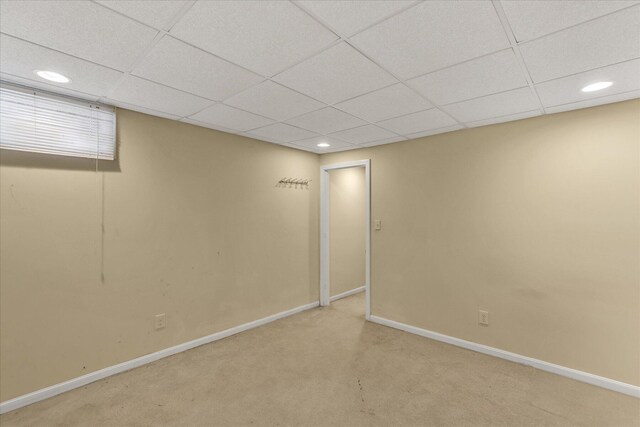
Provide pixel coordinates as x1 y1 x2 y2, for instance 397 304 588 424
317 142 330 148
34 70 71 83
581 81 612 92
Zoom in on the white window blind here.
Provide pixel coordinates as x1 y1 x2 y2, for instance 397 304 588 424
0 84 116 160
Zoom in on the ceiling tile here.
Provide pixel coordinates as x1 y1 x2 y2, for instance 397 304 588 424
377 109 458 135
96 0 188 30
240 133 280 145
406 125 464 140
285 107 366 134
407 49 528 106
106 98 182 121
329 124 398 144
0 0 157 71
246 123 318 143
0 34 123 97
1 0 634 155
351 1 509 79
442 87 540 123
360 136 407 147
276 142 311 151
520 6 640 83
501 0 639 43
273 42 396 105
327 146 364 153
169 1 338 76
293 136 356 153
0 73 100 102
298 0 416 37
179 117 237 135
224 81 325 121
132 36 263 101
108 76 213 117
466 110 541 128
535 59 640 108
544 90 640 114
334 83 432 122
188 103 274 132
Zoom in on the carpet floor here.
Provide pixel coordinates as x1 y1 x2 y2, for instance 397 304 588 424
2 292 638 426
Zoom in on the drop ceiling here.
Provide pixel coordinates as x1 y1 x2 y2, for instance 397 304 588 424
1 0 638 153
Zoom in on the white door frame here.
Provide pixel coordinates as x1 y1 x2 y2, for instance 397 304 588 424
320 159 371 320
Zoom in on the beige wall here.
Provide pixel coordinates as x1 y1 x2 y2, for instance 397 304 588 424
0 109 320 401
321 100 640 386
330 168 365 297
1 99 638 402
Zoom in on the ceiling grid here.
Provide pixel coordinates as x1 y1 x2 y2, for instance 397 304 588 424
0 0 638 153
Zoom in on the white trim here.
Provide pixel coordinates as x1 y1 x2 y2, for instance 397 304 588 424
320 160 371 320
330 285 365 302
320 166 331 307
370 315 640 398
0 301 320 414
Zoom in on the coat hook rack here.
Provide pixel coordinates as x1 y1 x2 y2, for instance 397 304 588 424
277 177 311 188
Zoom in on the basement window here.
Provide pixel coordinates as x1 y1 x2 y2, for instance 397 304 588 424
0 83 116 160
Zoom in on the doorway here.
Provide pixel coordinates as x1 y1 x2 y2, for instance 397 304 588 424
320 160 371 320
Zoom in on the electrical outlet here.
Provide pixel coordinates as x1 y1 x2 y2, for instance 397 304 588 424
155 313 166 330
478 310 489 326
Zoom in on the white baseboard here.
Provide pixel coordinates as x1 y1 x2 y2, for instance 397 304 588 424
330 285 365 302
0 300 320 414
369 315 639 398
